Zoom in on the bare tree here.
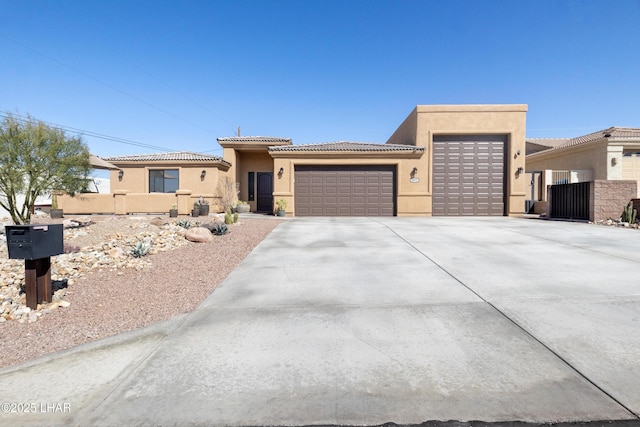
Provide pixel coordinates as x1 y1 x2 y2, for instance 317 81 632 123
217 176 237 212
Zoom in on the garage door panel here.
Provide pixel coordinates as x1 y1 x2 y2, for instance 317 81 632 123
295 166 395 216
433 135 506 216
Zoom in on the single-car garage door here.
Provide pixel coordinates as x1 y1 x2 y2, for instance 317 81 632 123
295 165 395 216
433 135 506 216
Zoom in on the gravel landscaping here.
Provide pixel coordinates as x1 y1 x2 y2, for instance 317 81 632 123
0 215 282 369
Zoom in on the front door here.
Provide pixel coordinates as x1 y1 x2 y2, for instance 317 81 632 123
256 172 273 212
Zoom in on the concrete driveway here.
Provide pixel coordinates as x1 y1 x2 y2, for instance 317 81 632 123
1 217 640 426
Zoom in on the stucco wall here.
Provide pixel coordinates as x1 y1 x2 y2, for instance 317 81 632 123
110 165 222 197
526 143 610 180
235 151 274 212
388 105 528 216
386 108 418 146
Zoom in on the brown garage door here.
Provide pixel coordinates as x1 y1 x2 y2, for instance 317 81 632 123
295 165 395 216
433 135 506 216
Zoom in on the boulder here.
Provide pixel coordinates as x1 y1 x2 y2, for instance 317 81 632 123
75 216 93 226
62 219 80 228
150 217 168 227
185 227 214 243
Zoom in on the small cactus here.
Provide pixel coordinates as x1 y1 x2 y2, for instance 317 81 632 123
224 209 233 225
622 202 637 224
233 212 238 223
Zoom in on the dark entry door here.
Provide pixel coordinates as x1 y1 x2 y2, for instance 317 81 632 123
256 172 273 212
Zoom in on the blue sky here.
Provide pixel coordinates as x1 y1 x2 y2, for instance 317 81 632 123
2 0 639 163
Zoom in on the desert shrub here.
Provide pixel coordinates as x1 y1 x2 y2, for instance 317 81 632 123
211 223 228 236
131 238 152 258
176 219 191 229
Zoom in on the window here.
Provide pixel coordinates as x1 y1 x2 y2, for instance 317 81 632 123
149 169 179 193
248 172 255 201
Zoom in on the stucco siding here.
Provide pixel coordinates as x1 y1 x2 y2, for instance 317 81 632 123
526 143 608 180
386 108 418 146
412 105 527 216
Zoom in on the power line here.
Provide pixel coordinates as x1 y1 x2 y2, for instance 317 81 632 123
0 112 181 153
0 34 221 137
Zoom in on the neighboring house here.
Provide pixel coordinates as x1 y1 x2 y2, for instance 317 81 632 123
59 104 529 217
525 127 640 220
1 154 116 220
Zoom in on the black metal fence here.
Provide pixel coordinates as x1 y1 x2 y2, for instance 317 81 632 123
550 182 591 220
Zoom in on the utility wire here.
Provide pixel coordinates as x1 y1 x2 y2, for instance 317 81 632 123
0 34 220 137
0 112 181 153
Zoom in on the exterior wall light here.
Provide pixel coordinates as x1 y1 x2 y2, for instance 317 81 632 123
278 167 284 176
118 170 124 181
516 167 524 175
201 170 206 180
411 167 418 176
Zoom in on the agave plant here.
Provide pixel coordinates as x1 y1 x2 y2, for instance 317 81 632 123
211 223 228 236
176 219 192 229
131 238 152 258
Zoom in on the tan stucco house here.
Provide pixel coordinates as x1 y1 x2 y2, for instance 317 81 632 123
58 104 529 217
525 127 640 220
527 127 640 194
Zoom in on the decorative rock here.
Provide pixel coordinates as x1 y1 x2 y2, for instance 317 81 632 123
150 217 168 227
1 217 191 322
75 216 93 226
59 300 71 308
63 219 80 228
185 227 214 243
108 247 126 258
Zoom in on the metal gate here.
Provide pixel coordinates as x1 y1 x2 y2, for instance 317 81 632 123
550 182 590 220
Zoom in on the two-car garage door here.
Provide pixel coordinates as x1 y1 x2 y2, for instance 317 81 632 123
295 165 395 216
432 135 507 216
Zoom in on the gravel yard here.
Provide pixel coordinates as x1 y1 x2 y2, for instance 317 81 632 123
0 215 282 369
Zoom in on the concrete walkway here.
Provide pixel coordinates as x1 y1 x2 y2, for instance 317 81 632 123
1 217 640 426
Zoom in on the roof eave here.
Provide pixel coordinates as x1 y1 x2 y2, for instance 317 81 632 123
526 138 607 159
268 149 425 159
107 159 231 168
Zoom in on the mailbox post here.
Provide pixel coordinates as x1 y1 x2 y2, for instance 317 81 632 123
5 224 64 310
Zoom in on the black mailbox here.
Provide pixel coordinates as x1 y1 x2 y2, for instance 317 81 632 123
6 224 64 260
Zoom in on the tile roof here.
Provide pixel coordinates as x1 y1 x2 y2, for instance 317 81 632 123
525 138 571 149
268 141 425 152
527 127 640 156
217 136 292 143
103 151 229 164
